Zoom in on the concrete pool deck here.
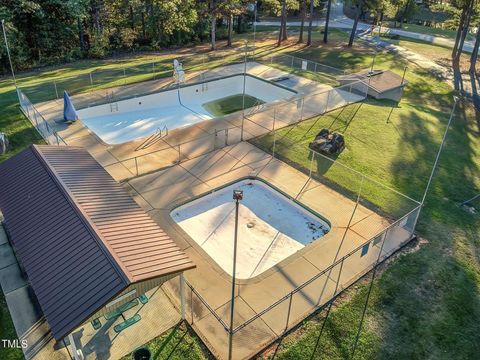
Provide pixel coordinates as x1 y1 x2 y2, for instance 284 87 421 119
123 141 412 359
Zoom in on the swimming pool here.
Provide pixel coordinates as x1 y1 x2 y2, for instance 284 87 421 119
170 179 330 279
77 74 296 145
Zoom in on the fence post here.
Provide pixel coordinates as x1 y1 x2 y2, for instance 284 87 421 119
314 62 318 73
123 68 126 85
33 109 38 127
152 62 155 79
309 151 315 178
300 97 305 122
180 274 186 320
284 292 293 333
135 157 139 176
272 107 276 132
272 131 277 159
178 145 181 163
325 89 331 113
190 286 194 324
54 81 59 99
291 55 294 68
89 72 93 88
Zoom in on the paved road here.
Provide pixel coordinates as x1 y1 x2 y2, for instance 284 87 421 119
256 2 476 54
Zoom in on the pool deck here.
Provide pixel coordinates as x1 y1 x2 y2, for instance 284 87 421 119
32 62 338 182
123 141 412 359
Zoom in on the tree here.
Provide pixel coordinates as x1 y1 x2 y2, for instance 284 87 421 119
324 0 333 43
452 0 475 64
306 0 314 45
223 1 248 47
469 24 480 74
278 0 287 46
299 0 307 43
348 0 363 47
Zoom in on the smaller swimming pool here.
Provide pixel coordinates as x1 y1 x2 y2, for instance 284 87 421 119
170 179 330 279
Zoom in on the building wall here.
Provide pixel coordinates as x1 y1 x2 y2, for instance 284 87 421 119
85 273 178 323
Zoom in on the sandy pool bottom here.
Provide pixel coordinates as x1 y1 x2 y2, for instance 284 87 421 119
170 179 330 279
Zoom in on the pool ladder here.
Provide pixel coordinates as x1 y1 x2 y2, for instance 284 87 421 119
110 102 119 112
135 124 168 151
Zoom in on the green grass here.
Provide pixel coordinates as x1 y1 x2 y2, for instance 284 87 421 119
120 322 212 360
251 39 480 359
0 291 23 360
380 35 455 59
202 94 265 116
387 23 475 42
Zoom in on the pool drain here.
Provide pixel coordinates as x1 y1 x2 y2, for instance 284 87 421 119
247 222 255 228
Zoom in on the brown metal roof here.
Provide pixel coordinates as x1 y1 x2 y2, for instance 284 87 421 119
0 145 194 340
338 70 408 93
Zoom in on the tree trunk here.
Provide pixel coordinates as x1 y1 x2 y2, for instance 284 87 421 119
277 0 287 46
348 4 362 47
141 11 146 38
400 0 412 28
227 15 233 47
93 1 103 35
237 15 242 33
455 0 474 64
299 0 306 43
324 0 332 43
77 17 85 51
211 15 216 50
307 0 314 46
282 0 288 41
453 8 467 58
129 5 135 30
470 25 480 74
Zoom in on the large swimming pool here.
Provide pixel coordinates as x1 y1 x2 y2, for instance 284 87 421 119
77 74 296 145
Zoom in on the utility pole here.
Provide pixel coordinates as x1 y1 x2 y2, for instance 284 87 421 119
1 19 17 88
228 189 243 360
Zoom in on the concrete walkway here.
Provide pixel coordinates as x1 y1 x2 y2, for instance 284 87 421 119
0 224 71 360
360 35 453 82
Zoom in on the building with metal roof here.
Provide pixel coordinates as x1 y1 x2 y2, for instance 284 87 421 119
338 69 408 102
0 145 195 352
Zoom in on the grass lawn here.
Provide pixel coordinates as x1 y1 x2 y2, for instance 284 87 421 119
0 29 479 360
119 322 212 360
202 94 265 116
388 23 475 42
251 41 480 359
380 35 454 60
0 292 23 360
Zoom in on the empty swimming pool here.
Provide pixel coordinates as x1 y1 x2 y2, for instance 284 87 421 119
170 179 330 279
77 74 296 145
